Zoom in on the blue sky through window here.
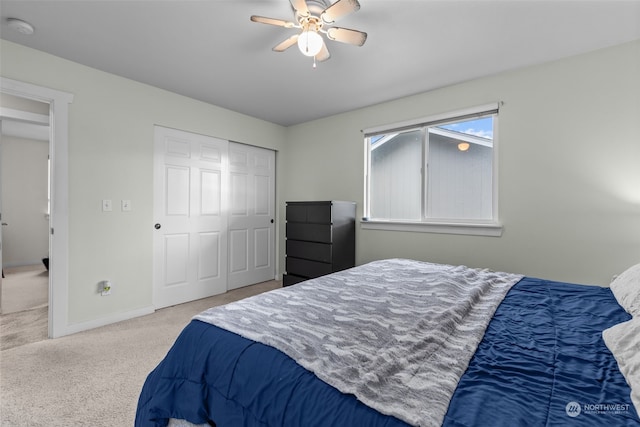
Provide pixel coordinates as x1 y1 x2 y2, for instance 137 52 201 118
370 116 493 146
369 116 494 150
438 117 493 140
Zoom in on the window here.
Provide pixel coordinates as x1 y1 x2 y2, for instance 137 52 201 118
364 104 501 236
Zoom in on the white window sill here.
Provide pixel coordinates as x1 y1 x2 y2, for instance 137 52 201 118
360 219 503 237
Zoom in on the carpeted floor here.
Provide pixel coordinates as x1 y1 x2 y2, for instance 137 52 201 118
0 305 48 351
2 264 49 314
0 264 50 351
0 280 281 427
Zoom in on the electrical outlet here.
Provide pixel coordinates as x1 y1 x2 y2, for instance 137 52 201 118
100 280 112 296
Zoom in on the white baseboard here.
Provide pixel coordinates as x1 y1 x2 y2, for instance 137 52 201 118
55 305 155 338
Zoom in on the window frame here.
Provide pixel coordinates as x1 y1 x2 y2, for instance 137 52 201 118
363 103 502 237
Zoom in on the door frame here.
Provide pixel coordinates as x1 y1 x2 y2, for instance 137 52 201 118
1 77 74 338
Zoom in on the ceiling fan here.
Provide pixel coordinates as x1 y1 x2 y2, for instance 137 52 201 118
250 0 367 65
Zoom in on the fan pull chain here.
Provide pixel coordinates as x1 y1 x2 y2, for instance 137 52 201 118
313 56 317 69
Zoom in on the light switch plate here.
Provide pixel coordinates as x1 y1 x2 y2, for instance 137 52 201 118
121 200 131 211
102 199 112 212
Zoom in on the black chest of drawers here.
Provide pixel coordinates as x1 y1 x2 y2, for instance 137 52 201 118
283 201 356 286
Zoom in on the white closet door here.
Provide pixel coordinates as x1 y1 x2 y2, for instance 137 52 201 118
153 126 228 309
227 142 275 290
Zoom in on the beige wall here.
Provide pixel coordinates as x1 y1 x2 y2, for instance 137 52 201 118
283 39 640 286
1 40 286 325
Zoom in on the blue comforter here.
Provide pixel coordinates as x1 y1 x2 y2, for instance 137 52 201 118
136 278 639 426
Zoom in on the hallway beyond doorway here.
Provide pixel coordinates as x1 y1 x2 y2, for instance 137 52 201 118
2 264 48 314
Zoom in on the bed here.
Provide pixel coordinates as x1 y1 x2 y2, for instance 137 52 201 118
136 259 640 427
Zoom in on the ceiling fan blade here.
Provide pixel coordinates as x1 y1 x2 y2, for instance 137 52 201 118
273 34 299 52
316 41 331 62
321 0 360 24
290 0 310 17
326 27 367 46
250 15 296 28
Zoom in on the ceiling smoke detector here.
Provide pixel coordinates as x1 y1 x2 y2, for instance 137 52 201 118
7 18 35 35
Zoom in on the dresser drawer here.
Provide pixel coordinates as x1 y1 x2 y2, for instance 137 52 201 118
286 203 332 224
286 257 332 278
286 240 332 263
286 223 332 243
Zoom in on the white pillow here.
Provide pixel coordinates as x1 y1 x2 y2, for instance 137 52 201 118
610 263 640 316
602 317 640 417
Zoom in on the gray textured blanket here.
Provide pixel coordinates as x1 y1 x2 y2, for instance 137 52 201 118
195 258 523 426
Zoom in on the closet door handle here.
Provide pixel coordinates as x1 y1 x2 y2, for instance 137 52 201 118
154 223 161 230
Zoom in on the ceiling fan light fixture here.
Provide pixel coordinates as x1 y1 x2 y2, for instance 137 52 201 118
251 0 364 63
297 29 323 57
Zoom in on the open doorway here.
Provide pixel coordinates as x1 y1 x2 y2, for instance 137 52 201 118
1 94 50 308
0 94 50 347
1 77 73 339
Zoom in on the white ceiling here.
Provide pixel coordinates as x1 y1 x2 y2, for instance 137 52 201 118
1 0 639 127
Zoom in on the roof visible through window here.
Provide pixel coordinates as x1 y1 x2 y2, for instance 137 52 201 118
437 116 493 140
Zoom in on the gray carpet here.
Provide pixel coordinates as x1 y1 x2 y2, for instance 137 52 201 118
0 280 281 427
2 264 49 314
